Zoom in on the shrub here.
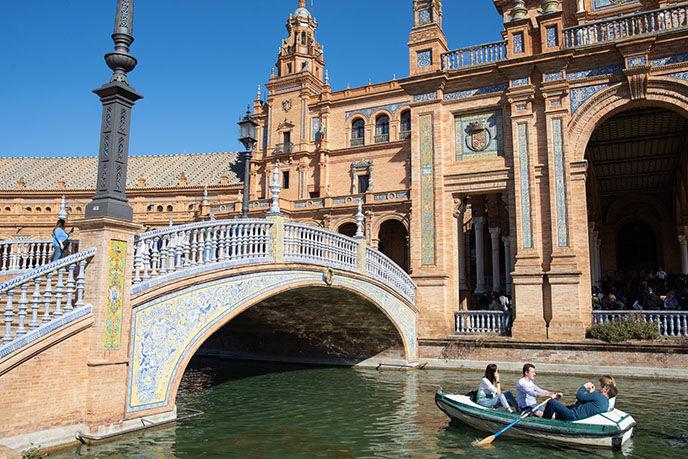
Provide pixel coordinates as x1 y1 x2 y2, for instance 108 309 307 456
22 447 49 459
588 316 660 343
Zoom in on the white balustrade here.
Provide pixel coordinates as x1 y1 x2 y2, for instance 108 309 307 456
0 240 53 273
284 222 358 271
564 4 688 48
134 219 416 304
442 40 507 70
1 249 95 347
592 310 688 337
455 311 511 335
365 247 415 303
133 219 273 285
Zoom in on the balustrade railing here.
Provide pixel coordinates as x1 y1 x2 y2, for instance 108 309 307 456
365 247 415 302
1 240 53 273
455 311 511 335
592 310 688 337
564 4 688 48
1 249 95 349
132 219 273 286
133 219 416 303
442 40 507 70
284 222 359 272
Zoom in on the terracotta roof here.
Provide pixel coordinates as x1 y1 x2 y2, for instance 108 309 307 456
0 152 242 190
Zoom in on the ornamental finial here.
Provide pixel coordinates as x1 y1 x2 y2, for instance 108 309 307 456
269 163 282 214
299 0 306 8
105 0 137 84
355 201 364 238
57 195 68 220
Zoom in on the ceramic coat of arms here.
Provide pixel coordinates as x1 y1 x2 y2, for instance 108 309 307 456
455 110 503 161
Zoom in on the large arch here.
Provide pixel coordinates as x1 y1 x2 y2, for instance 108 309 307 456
569 78 688 162
571 77 688 282
126 269 417 415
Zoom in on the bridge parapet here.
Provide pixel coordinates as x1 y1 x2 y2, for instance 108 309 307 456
132 217 416 303
0 249 95 357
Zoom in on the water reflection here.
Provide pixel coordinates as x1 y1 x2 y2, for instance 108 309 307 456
52 358 688 458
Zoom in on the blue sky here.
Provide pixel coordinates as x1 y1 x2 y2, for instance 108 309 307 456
1 1 504 157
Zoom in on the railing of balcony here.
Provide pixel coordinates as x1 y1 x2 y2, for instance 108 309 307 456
592 310 688 337
455 310 511 335
399 130 411 140
374 134 389 143
564 4 688 48
350 137 364 147
274 142 294 154
442 40 507 70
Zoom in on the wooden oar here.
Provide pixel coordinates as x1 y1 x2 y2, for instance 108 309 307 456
472 397 552 447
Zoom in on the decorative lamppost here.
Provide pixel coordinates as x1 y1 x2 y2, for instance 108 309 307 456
85 0 143 221
238 107 258 218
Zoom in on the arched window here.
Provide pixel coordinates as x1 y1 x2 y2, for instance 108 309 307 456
166 205 173 212
400 110 411 140
157 205 163 212
45 207 51 213
147 204 154 212
25 207 32 214
4 207 11 214
375 114 389 143
35 207 42 214
351 118 365 146
76 207 82 212
188 204 195 211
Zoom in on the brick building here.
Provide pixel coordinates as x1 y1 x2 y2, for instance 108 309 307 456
2 0 688 341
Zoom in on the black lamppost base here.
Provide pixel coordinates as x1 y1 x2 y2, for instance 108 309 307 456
85 198 134 221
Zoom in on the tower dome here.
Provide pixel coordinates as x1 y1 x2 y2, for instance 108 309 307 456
294 0 311 19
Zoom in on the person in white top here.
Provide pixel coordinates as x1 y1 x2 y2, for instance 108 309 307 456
477 364 514 413
515 363 563 417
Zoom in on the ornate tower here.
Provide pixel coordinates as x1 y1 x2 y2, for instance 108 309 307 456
409 0 448 75
255 0 328 202
85 0 143 221
275 0 325 80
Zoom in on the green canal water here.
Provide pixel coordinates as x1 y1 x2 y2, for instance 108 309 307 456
53 357 687 458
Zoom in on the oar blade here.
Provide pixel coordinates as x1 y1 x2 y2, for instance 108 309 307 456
472 435 495 447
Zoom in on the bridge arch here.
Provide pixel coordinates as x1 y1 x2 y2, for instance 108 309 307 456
126 267 417 415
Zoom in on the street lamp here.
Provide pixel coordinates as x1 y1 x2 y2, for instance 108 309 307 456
238 106 258 218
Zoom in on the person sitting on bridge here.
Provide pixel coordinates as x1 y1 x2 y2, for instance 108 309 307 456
543 380 617 421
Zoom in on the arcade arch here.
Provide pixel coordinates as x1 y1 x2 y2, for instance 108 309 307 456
584 104 688 289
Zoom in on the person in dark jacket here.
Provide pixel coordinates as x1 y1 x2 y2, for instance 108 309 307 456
543 380 617 420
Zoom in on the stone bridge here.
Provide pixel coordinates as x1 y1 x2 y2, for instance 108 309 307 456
0 213 416 449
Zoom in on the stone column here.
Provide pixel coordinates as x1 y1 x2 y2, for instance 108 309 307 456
456 199 467 290
474 216 485 293
589 223 599 287
679 234 688 275
502 235 512 295
489 227 501 291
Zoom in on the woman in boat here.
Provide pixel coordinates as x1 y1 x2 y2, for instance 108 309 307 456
477 364 514 413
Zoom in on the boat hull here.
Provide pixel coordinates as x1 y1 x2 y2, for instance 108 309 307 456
436 393 635 450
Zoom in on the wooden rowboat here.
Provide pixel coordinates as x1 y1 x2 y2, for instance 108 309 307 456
435 392 636 450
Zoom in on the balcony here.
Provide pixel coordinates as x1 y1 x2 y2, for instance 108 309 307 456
350 137 364 147
400 130 411 140
374 134 389 144
273 142 293 155
442 40 507 70
564 4 688 48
